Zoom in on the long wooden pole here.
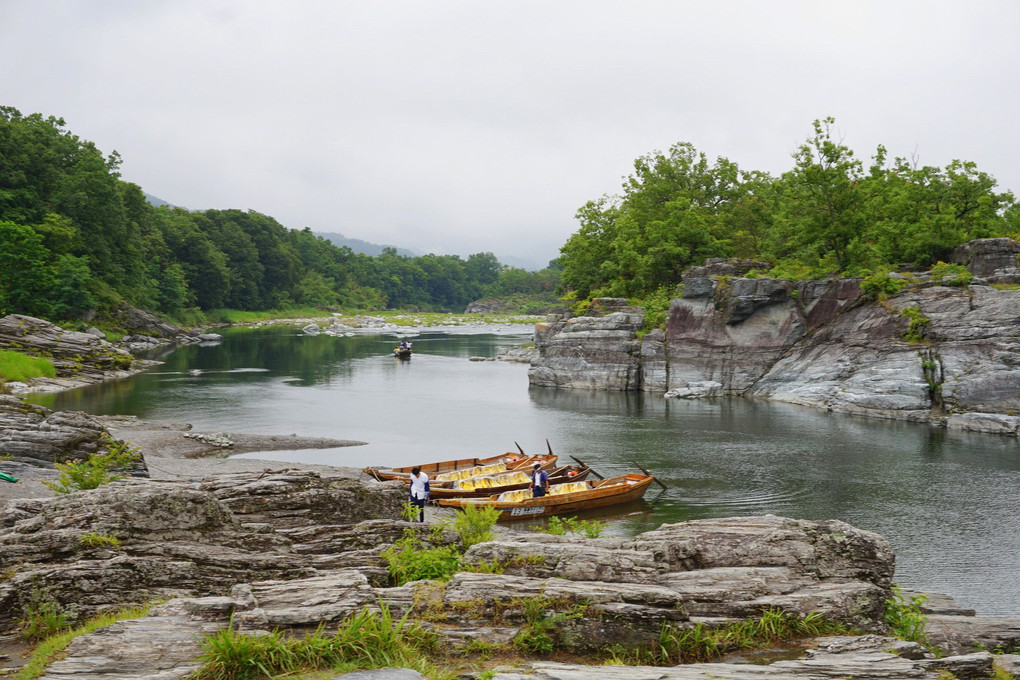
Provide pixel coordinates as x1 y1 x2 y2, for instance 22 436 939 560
570 455 604 479
632 461 668 491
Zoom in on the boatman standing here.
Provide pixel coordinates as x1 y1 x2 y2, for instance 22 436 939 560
530 463 549 498
409 466 430 522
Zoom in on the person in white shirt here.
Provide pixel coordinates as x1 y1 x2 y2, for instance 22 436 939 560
409 466 430 522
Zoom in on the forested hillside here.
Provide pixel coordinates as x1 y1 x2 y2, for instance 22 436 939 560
559 117 1019 303
0 107 559 325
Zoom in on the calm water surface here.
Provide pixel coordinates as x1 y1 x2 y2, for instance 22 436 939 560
29 326 1020 615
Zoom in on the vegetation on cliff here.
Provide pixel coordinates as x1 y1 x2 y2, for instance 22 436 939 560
0 107 559 328
559 117 1019 300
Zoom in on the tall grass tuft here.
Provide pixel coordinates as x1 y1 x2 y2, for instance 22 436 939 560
612 608 849 666
191 604 438 679
0 350 56 383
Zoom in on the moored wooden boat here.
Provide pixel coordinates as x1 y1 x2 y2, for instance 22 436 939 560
428 464 591 499
436 473 655 521
363 452 556 482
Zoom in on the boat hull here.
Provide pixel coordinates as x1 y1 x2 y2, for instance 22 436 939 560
364 453 555 482
437 473 654 521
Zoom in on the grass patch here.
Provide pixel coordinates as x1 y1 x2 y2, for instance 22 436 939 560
78 532 121 549
608 608 850 665
15 603 153 680
190 605 444 680
0 350 56 383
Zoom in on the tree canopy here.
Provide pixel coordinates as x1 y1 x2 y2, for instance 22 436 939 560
559 117 1018 300
0 107 560 323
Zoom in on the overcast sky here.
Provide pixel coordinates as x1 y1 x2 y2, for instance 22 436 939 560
2 1 1018 269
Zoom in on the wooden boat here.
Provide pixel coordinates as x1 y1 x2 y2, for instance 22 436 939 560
393 347 412 359
436 473 655 521
427 464 592 499
363 451 556 482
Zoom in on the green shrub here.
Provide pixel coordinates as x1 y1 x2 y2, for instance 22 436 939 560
930 262 973 287
636 285 677 333
861 272 909 300
452 503 500 549
0 350 56 383
43 436 141 495
884 585 928 643
542 515 607 538
381 529 461 585
899 306 931 342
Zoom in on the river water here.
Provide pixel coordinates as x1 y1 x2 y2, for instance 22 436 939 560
28 325 1020 616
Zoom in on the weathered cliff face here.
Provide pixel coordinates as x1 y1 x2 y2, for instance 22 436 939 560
528 298 644 390
5 472 1018 678
528 239 1020 435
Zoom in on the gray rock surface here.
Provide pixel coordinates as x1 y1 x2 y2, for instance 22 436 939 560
2 476 1016 678
490 636 994 679
529 299 644 390
529 239 1020 435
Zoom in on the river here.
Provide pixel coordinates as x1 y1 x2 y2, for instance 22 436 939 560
27 325 1020 616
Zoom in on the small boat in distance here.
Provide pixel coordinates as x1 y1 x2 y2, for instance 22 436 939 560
394 339 413 359
436 473 655 521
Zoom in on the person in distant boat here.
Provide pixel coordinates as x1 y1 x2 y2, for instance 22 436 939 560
409 466 430 522
399 339 409 350
530 463 549 498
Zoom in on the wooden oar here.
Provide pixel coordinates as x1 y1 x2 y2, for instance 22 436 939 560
546 439 554 455
514 441 525 455
570 455 604 479
632 461 668 491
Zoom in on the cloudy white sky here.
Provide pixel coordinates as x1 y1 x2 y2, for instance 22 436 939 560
2 1 1018 269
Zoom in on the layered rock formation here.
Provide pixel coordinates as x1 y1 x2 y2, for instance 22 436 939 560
528 239 1020 435
3 471 1017 678
0 313 224 394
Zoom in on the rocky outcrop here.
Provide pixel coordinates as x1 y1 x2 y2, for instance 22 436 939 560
0 469 408 633
529 240 1020 435
490 638 1000 679
0 313 225 394
528 299 644 390
950 237 1020 283
0 395 141 472
0 314 140 393
4 472 1018 678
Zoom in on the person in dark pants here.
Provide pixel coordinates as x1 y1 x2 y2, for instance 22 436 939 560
409 466 430 522
530 463 549 498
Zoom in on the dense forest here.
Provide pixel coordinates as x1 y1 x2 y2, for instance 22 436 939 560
0 106 560 326
3 108 1017 329
560 117 1019 304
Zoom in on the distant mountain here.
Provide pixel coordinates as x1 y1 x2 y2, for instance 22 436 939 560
314 231 418 258
143 192 182 209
